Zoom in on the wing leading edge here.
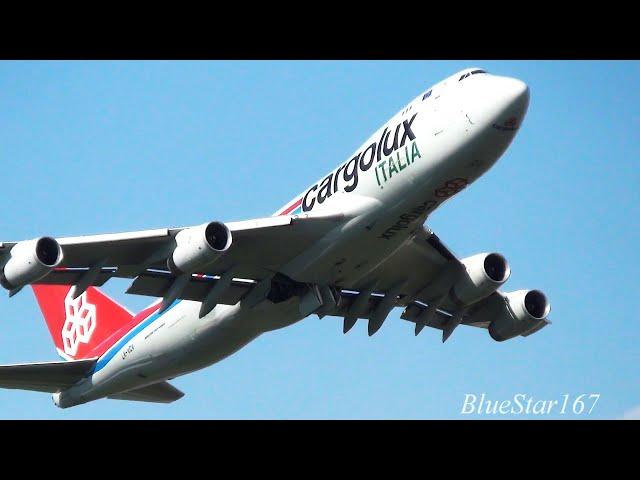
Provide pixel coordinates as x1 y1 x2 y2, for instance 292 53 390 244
0 212 344 305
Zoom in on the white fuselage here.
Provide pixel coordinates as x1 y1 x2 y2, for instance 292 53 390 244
55 69 530 408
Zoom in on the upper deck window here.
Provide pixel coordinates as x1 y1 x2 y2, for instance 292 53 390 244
459 69 487 81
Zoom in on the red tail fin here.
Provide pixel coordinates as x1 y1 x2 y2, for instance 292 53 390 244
31 285 134 360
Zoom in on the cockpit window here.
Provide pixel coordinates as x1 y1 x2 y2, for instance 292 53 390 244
459 69 487 81
422 89 432 100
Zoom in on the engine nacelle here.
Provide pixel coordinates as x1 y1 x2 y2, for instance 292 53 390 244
450 252 510 306
0 237 63 290
168 221 232 274
488 289 551 342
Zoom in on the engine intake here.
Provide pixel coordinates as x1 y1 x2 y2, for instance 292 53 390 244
484 253 509 282
450 252 510 306
168 221 232 274
522 289 548 319
0 237 63 290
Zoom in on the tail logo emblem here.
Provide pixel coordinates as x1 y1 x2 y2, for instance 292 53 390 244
61 290 97 356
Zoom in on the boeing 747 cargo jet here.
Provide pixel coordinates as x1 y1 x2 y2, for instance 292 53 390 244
0 68 550 408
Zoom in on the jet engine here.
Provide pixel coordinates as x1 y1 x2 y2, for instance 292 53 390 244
479 289 551 342
0 237 63 290
168 221 232 274
450 252 510 306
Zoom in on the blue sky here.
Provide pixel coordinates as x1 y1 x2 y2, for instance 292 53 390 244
0 61 637 419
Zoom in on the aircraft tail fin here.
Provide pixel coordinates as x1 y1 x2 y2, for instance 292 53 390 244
31 285 134 360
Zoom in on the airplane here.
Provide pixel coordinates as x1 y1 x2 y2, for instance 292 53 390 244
0 67 550 408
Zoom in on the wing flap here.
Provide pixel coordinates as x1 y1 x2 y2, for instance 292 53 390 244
0 358 96 393
400 302 455 330
331 291 447 323
33 268 118 286
107 381 184 403
126 271 253 303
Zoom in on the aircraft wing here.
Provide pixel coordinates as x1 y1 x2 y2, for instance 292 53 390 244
0 212 343 304
327 227 550 340
343 226 460 300
0 214 549 340
322 226 464 331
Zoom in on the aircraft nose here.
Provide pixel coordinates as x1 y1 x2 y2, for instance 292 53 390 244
503 77 529 115
490 76 530 130
465 75 530 132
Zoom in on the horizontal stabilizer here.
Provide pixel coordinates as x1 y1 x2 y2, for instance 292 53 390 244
107 381 184 404
0 358 96 393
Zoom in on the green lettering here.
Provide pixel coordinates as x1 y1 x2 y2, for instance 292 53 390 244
378 160 388 182
388 156 399 178
397 151 406 171
411 142 422 163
